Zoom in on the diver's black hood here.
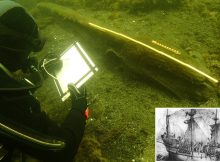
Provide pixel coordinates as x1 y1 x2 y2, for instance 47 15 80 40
0 1 44 52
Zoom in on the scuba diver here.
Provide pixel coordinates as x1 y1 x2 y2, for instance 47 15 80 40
0 1 87 161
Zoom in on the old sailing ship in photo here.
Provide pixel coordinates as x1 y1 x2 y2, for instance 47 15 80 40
157 108 220 161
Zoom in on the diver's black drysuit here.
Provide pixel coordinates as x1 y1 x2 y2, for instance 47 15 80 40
0 68 86 162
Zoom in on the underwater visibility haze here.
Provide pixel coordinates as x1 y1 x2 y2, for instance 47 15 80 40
13 0 220 161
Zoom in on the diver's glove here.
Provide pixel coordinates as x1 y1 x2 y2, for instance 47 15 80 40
20 56 43 89
22 56 39 73
68 84 88 118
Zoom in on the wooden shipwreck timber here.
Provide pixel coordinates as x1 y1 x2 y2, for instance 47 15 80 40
37 2 219 101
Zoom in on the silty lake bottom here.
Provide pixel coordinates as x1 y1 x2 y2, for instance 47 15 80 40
14 0 220 161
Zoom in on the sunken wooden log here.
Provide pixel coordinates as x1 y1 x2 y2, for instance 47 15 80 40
37 2 218 101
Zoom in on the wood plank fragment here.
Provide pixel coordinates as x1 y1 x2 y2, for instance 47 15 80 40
37 2 219 101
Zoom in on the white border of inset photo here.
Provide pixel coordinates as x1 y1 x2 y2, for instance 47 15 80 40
155 108 220 162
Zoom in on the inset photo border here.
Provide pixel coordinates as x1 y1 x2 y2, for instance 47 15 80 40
155 108 220 162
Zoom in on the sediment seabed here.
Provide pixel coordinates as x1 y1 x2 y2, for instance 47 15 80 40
37 2 219 102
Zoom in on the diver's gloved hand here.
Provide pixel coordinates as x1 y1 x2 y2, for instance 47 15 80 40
68 84 88 115
22 56 39 73
19 57 43 90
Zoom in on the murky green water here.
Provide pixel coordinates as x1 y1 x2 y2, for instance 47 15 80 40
14 0 220 161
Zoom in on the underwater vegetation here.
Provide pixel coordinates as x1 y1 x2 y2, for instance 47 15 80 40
75 137 108 162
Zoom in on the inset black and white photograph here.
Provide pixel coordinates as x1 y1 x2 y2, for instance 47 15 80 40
156 108 220 161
